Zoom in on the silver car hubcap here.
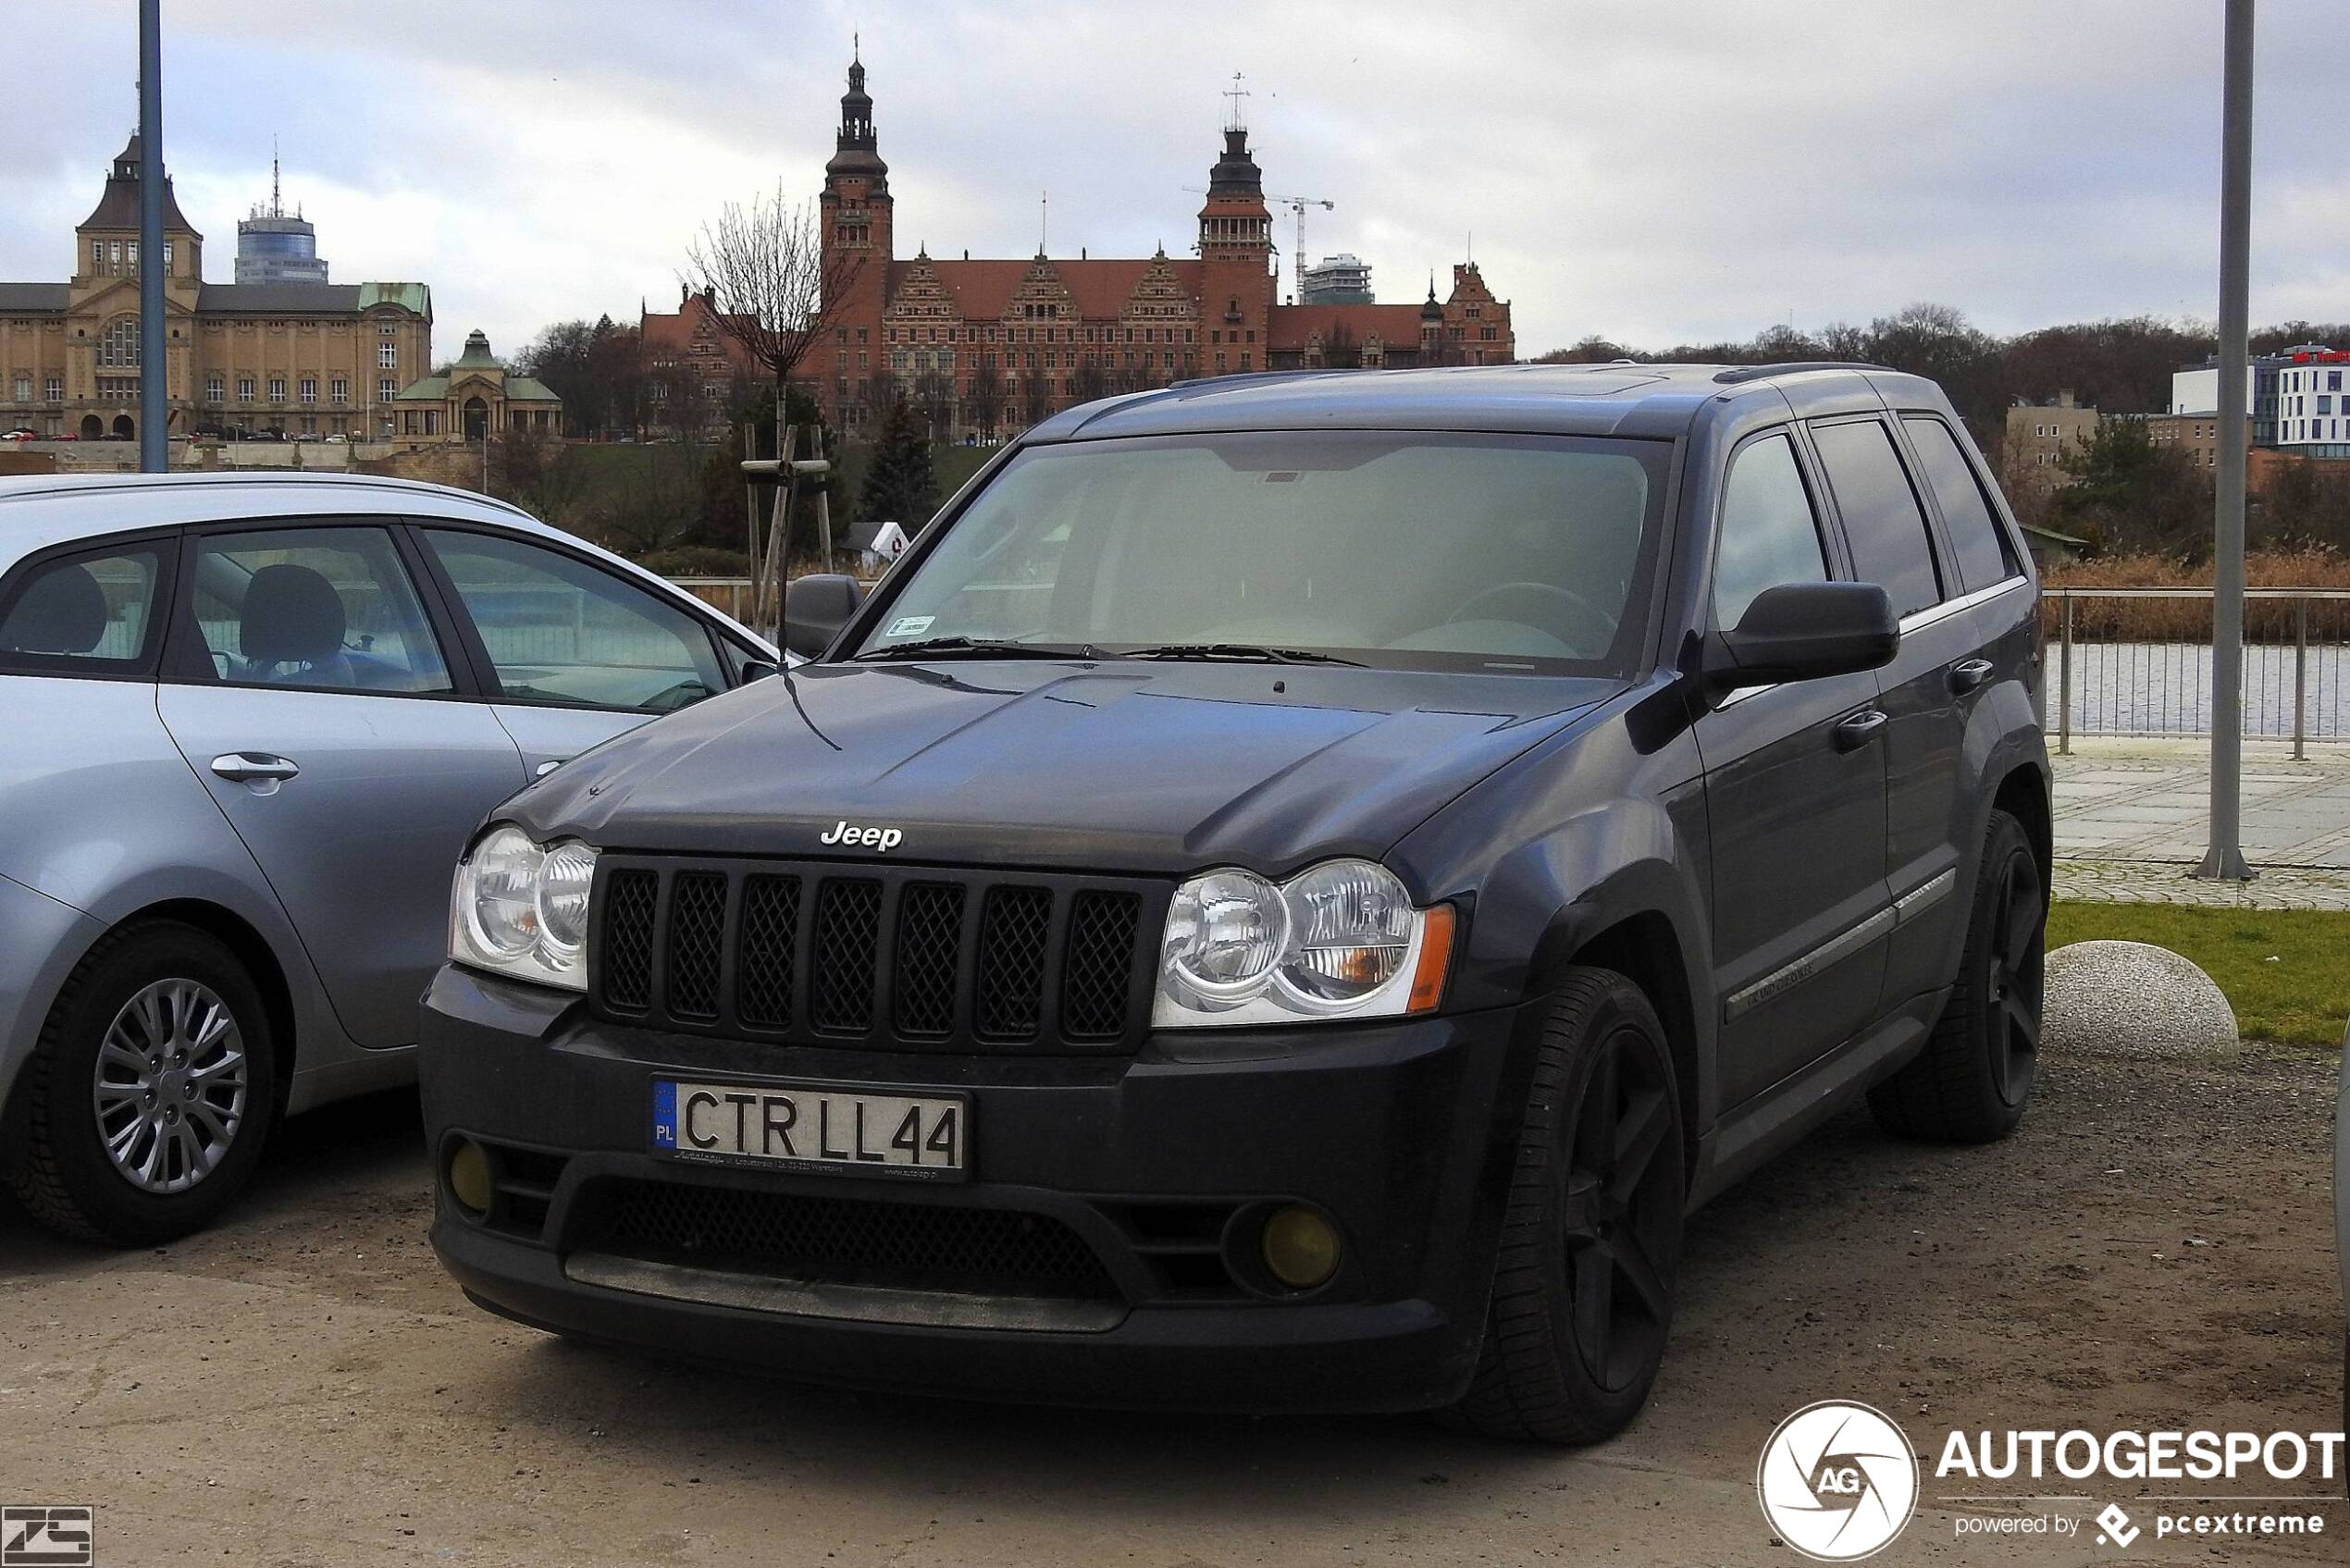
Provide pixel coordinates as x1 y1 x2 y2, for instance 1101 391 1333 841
91 978 248 1194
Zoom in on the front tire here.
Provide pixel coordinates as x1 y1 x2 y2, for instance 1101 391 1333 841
4 921 278 1245
1445 967 1686 1444
1869 809 2044 1143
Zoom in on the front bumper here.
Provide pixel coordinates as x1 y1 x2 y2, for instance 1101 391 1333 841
418 964 1528 1414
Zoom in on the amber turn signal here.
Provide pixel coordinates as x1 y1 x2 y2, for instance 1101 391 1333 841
1406 903 1456 1014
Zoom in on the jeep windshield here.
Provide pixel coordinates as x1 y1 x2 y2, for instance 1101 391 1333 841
848 430 1670 676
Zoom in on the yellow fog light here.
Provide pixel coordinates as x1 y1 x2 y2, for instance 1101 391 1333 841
446 1139 494 1216
1260 1204 1342 1290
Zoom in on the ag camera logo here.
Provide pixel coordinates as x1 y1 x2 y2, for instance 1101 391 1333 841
1757 1401 1921 1561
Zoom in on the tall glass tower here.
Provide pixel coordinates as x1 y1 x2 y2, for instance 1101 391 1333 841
234 149 328 285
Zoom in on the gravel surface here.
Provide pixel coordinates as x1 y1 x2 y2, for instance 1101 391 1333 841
2044 940 2242 1057
2 1040 2342 1565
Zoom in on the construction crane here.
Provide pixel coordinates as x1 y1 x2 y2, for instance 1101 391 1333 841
1267 193 1336 303
1184 188 1336 302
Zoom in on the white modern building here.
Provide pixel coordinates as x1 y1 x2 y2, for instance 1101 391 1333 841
2270 346 2350 457
2170 344 2347 451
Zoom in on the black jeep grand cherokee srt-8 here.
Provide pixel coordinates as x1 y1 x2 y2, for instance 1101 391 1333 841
421 362 2048 1443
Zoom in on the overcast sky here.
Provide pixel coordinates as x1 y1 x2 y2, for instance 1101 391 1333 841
2 1 2344 361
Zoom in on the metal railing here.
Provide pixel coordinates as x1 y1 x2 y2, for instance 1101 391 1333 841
2040 586 2350 756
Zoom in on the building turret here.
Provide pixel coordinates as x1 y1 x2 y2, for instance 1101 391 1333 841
818 45 897 431
1195 81 1274 366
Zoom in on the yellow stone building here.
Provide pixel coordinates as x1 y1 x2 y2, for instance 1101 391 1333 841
0 136 432 442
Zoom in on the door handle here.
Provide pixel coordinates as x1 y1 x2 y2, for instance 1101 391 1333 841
209 751 301 784
1832 710 1887 752
1948 658 1995 695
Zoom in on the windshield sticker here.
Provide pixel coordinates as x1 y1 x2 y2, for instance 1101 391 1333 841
884 615 934 638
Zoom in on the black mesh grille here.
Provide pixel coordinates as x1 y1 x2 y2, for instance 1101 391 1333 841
600 870 658 1012
590 1179 1119 1302
735 874 800 1031
1062 891 1141 1040
894 883 965 1038
810 878 883 1032
665 872 727 1019
974 885 1052 1040
590 859 1152 1049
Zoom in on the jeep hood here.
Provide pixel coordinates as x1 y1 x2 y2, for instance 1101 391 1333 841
504 660 1622 876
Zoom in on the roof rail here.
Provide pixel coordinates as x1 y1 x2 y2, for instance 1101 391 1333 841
1712 361 1892 385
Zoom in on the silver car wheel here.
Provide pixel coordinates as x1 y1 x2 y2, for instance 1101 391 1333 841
89 978 249 1195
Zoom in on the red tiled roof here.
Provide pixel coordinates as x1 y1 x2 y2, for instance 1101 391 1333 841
1267 303 1429 352
894 257 1206 321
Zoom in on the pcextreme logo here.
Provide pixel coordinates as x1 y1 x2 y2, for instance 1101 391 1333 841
1756 1401 1922 1562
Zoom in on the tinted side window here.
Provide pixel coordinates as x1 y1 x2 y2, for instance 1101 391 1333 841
1712 432 1829 629
1810 419 1943 618
422 529 727 712
1902 416 2016 593
189 526 452 693
0 546 164 673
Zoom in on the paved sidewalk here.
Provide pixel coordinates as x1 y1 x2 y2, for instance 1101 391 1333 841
2052 737 2350 907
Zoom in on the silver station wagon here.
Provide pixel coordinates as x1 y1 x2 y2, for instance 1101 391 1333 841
0 473 776 1243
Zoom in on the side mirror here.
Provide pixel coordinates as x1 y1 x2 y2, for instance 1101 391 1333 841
736 658 781 685
1705 581 1899 690
781 574 864 661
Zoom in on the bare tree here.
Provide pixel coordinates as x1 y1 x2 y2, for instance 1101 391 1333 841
681 185 857 401
681 185 860 624
1319 322 1362 370
912 369 956 441
967 360 1004 439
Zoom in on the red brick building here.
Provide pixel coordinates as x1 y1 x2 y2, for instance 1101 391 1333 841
763 52 1515 440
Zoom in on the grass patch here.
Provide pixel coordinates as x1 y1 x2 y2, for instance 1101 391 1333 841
2047 901 2350 1046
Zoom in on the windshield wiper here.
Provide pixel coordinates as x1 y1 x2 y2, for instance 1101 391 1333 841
854 636 1107 662
1121 641 1364 667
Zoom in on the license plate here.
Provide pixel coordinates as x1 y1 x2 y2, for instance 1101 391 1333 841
651 1080 969 1181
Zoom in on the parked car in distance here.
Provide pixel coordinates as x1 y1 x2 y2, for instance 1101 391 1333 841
421 362 2050 1443
0 472 780 1244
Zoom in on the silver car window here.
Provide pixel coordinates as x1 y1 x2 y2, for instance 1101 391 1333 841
188 526 452 694
421 528 725 712
0 547 162 668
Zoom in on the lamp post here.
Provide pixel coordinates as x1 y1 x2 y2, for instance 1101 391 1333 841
137 0 166 473
2196 0 2256 882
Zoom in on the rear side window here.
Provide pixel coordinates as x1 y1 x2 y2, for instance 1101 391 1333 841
0 546 164 673
1712 432 1829 630
1810 419 1943 618
1902 416 2017 593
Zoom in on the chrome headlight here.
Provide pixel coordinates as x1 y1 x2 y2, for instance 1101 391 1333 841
450 825 598 992
1153 858 1453 1028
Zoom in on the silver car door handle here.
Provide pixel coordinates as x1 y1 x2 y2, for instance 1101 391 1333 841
210 752 301 783
534 759 568 777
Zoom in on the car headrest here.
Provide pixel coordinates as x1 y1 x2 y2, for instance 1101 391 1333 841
241 563 346 666
1 562 108 654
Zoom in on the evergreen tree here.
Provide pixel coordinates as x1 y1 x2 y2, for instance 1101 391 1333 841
858 391 939 526
2049 414 2210 558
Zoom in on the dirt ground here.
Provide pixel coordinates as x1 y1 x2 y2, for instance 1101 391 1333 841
2 1038 2342 1567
